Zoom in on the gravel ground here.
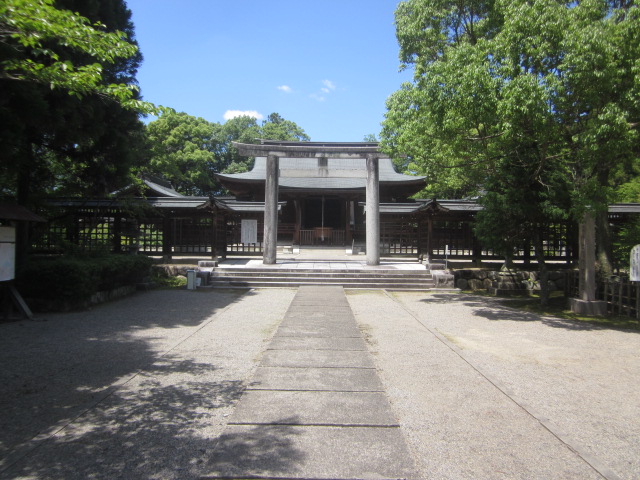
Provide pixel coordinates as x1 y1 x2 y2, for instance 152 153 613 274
2 287 638 480
0 288 296 480
347 290 640 480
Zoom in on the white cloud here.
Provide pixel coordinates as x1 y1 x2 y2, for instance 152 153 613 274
321 87 330 94
223 110 264 121
322 79 336 91
310 93 326 102
277 85 292 93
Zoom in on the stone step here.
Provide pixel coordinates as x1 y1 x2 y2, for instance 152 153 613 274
211 271 433 280
207 265 436 290
209 277 435 290
211 274 433 284
210 267 429 275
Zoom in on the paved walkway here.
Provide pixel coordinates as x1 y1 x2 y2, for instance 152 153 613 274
202 286 417 479
0 286 639 479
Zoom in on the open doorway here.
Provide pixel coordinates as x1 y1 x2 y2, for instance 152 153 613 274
303 197 343 229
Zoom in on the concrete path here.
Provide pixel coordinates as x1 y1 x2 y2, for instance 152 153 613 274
202 285 418 479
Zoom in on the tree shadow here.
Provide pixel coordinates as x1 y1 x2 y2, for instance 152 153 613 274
3 380 307 479
418 293 640 333
0 288 268 478
202 421 305 479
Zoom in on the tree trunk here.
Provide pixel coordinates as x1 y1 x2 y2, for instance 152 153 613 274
533 227 550 307
596 165 613 276
596 209 613 276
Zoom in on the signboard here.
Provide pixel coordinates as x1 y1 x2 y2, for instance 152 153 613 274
631 245 640 282
0 226 16 281
241 219 258 244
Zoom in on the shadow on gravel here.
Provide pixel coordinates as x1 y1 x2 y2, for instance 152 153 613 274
202 421 305 478
418 293 639 333
0 288 253 479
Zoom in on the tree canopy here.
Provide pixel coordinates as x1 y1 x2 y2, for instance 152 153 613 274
382 0 639 299
383 0 639 204
0 0 160 209
143 112 310 196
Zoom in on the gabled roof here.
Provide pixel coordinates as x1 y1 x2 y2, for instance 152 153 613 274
0 204 46 222
142 178 184 197
111 175 184 198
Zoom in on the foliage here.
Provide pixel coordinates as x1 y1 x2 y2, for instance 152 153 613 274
0 0 164 209
16 253 153 309
382 0 640 209
0 0 156 112
382 0 640 301
150 267 188 289
143 111 310 195
145 112 220 196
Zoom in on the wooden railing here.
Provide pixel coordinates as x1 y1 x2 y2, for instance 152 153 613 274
299 229 346 246
567 272 640 319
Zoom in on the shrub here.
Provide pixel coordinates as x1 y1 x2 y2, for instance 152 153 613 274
16 254 153 309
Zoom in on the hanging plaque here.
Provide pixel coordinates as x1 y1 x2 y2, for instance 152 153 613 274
0 226 16 282
631 245 640 282
241 219 258 244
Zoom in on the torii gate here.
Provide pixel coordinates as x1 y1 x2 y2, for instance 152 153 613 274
232 141 385 266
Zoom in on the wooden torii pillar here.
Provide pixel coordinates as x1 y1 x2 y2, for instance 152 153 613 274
232 141 385 266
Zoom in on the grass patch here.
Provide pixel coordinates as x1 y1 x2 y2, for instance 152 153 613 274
497 293 640 330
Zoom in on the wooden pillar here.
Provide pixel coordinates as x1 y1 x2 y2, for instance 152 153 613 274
293 199 301 245
472 228 482 267
263 154 279 264
366 154 380 266
345 199 352 245
426 216 433 263
162 216 172 259
113 216 122 253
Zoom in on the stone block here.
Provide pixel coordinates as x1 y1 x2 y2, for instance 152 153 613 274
570 298 607 316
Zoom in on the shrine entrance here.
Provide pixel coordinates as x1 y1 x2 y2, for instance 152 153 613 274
303 197 343 230
218 141 427 265
298 196 348 246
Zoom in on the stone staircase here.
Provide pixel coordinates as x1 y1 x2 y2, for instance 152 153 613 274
205 265 436 290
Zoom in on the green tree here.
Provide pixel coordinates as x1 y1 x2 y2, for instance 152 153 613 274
144 112 309 195
0 0 158 205
221 113 310 174
382 0 640 295
145 112 221 196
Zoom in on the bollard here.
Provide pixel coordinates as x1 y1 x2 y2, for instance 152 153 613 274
186 270 196 290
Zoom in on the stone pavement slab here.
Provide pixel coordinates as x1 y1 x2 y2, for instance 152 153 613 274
275 324 362 337
229 390 399 426
268 336 367 350
260 349 375 368
202 425 417 480
250 365 384 392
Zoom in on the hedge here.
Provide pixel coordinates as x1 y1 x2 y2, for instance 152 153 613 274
16 254 153 309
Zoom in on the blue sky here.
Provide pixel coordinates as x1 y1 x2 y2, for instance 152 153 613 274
126 0 413 141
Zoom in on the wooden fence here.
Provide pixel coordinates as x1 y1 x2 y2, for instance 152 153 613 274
567 272 640 319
